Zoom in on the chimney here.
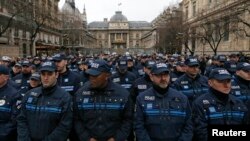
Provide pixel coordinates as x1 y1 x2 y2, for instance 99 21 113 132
104 18 108 22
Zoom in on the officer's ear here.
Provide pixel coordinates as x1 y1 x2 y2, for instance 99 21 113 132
208 79 213 87
149 73 154 81
55 71 59 79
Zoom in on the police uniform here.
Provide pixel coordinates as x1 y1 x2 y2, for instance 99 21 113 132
12 61 32 96
0 65 20 141
131 60 156 102
111 59 137 92
17 61 73 141
192 68 249 141
172 58 208 104
57 69 80 95
52 53 81 96
134 63 193 141
74 60 133 141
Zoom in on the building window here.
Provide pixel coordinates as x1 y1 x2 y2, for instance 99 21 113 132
185 6 188 19
22 30 26 38
14 27 19 37
136 33 139 38
192 1 196 17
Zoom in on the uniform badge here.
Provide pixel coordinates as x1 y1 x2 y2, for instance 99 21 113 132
147 103 153 109
174 97 180 102
30 92 39 97
27 97 33 103
183 85 189 89
208 107 216 112
202 99 210 105
113 78 120 83
125 78 129 82
64 78 69 82
145 96 155 101
15 79 22 84
0 100 6 106
16 100 22 109
138 85 147 89
235 91 241 95
83 98 89 103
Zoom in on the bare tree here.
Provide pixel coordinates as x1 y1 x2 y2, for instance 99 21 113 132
230 1 250 37
196 17 230 55
0 0 31 37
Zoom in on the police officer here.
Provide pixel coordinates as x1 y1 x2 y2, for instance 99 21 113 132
170 61 186 83
131 60 156 102
10 63 22 78
224 53 238 75
29 72 41 89
127 56 140 78
0 65 20 141
17 61 73 141
173 57 208 104
12 60 32 95
53 53 81 95
192 68 249 141
231 62 250 117
74 59 133 141
111 58 137 92
134 62 193 141
204 55 227 77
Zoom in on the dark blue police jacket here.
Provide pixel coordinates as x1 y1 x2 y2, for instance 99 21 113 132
134 87 193 141
0 84 19 141
192 90 248 141
74 81 133 141
17 85 73 141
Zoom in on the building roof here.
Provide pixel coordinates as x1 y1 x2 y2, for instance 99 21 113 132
129 21 152 28
88 22 109 28
110 11 128 22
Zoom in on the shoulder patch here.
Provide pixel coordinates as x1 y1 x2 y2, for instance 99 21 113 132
145 96 155 101
202 99 210 105
181 81 188 84
82 91 91 95
30 92 39 97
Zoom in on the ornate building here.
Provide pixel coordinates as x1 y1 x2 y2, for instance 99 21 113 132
182 0 250 55
88 11 153 54
0 0 62 57
60 0 93 55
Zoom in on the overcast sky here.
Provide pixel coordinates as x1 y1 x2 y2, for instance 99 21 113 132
59 0 181 23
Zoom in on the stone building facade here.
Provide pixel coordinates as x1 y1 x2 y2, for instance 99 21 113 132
182 0 250 55
88 11 153 54
0 0 62 57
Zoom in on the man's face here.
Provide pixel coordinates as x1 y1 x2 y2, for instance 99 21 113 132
55 60 67 72
127 61 134 67
22 66 32 74
209 79 231 94
41 71 58 88
13 66 22 73
118 66 127 74
34 59 41 65
143 67 151 75
0 74 8 87
236 70 250 81
1 61 10 66
176 65 186 72
150 72 170 89
89 72 109 89
30 79 41 88
186 65 200 77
